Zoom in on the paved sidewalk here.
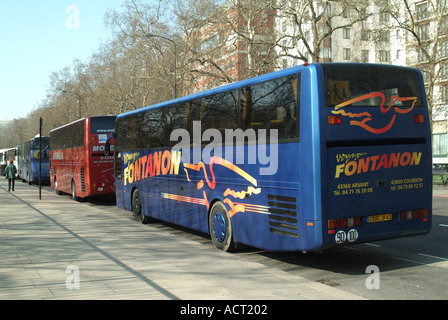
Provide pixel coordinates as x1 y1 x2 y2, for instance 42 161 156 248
0 179 367 300
433 184 448 197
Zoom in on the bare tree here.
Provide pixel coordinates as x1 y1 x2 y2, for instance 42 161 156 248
221 0 278 77
9 0 445 151
173 0 235 93
105 0 179 106
386 0 448 124
274 0 374 63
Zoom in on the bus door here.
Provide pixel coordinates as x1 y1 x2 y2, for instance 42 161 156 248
114 151 124 205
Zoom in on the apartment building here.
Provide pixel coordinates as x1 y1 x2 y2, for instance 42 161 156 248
186 0 447 161
408 0 448 162
184 1 276 95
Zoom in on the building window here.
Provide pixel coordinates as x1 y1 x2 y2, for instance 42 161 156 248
433 133 448 157
378 30 390 42
361 29 370 41
420 66 430 83
442 19 448 35
304 31 310 42
441 85 448 103
418 48 428 62
201 34 218 51
441 64 448 80
343 28 351 39
380 12 390 23
362 50 369 62
379 50 390 62
343 48 351 60
442 40 448 58
261 12 268 24
320 47 331 59
416 2 428 21
317 3 331 16
319 25 330 37
417 23 430 41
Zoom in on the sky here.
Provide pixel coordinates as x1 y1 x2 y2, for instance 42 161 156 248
0 0 126 120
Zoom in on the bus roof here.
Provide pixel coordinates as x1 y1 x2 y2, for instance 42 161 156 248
50 115 116 133
117 62 422 120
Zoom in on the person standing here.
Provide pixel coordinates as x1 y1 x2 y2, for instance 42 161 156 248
5 160 17 191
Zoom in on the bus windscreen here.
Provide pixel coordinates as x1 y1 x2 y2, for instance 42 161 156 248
91 117 116 134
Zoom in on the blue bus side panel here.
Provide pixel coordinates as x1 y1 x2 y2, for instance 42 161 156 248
115 66 325 252
117 142 312 251
113 63 433 252
228 143 303 251
30 151 50 183
20 150 50 183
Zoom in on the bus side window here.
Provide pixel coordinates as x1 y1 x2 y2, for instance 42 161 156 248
201 90 237 136
241 75 299 141
241 87 252 131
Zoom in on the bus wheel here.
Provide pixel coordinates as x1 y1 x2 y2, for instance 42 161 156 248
55 180 62 195
132 189 150 224
71 181 78 201
209 201 234 252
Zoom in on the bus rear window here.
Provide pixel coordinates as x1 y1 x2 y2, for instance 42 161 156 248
91 116 116 134
322 64 422 108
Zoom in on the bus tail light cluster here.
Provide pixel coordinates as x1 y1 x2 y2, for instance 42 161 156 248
328 115 341 125
328 217 360 231
400 208 428 221
414 114 424 123
93 183 107 187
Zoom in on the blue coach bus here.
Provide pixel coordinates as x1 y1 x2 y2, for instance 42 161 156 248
18 136 50 184
112 63 432 252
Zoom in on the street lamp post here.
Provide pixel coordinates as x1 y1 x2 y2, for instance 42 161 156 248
39 117 42 200
145 33 177 99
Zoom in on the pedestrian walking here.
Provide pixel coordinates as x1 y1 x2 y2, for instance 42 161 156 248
5 160 17 191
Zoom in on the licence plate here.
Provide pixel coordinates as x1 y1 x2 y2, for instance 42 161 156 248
368 213 392 223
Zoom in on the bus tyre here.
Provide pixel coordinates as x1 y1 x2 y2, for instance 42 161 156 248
55 180 62 195
71 181 79 201
209 201 235 252
132 189 150 224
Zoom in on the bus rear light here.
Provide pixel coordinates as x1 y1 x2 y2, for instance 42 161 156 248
328 217 360 230
400 208 428 221
414 114 424 123
328 115 341 125
401 211 412 220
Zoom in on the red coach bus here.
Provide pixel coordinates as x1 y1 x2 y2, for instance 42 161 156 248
50 116 116 200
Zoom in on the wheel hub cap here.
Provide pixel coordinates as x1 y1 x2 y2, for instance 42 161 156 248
213 212 226 243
